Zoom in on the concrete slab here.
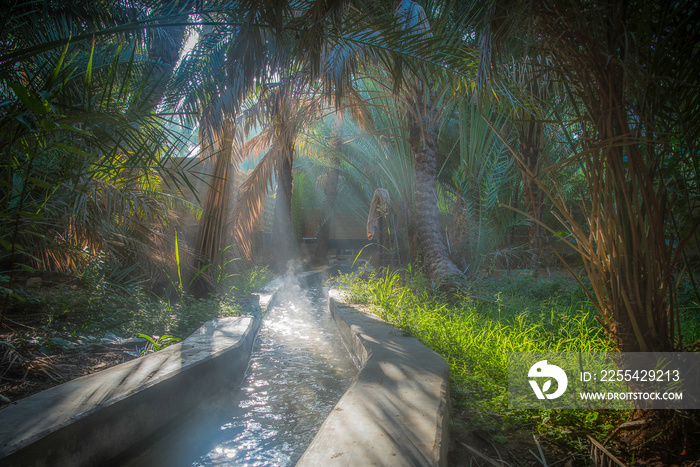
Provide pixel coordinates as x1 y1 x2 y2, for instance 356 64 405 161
297 289 450 467
0 315 261 467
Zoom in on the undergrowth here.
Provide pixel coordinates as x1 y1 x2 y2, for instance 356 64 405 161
5 265 270 342
333 269 628 455
335 268 700 460
0 265 271 407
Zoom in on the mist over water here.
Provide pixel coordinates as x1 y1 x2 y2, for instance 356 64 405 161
121 273 359 466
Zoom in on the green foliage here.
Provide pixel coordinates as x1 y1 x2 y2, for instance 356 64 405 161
207 245 242 293
0 1 203 327
6 252 270 348
137 333 181 353
446 97 522 275
211 266 271 298
223 266 270 296
9 281 244 341
334 271 619 445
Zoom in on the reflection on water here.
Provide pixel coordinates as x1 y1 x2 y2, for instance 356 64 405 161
121 276 358 467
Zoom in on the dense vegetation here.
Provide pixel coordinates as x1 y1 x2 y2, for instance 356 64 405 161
1 0 699 464
335 269 700 463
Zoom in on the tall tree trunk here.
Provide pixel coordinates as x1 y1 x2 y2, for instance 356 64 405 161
272 145 295 272
191 124 235 297
528 0 681 353
312 149 340 266
517 115 544 270
408 87 462 285
508 181 519 251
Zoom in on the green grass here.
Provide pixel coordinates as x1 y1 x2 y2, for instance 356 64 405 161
7 265 271 343
335 268 700 456
336 270 614 400
333 269 625 446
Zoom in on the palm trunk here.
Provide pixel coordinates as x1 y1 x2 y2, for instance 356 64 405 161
508 180 519 263
408 88 462 284
518 116 544 269
312 151 340 266
191 125 234 297
529 0 679 353
272 145 295 271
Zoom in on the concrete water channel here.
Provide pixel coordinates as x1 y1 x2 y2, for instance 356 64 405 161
118 274 360 466
0 270 449 466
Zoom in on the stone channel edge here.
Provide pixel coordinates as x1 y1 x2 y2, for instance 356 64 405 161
0 277 450 467
0 315 262 467
297 288 450 467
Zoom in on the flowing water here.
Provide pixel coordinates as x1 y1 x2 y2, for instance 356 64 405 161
120 275 359 466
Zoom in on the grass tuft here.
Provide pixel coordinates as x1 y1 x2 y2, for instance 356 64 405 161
334 269 628 452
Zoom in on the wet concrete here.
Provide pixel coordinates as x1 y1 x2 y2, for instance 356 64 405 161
297 289 450 466
116 280 359 467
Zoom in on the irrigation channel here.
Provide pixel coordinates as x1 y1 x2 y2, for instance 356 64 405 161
118 273 360 466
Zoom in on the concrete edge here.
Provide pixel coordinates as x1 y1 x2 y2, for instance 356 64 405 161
297 289 450 467
0 314 263 467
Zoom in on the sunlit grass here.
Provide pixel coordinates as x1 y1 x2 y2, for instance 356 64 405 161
333 269 631 449
336 268 700 456
335 270 613 410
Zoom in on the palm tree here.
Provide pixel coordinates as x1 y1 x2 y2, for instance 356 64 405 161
164 0 474 286
393 0 468 285
311 138 341 266
0 0 200 322
184 0 352 284
406 83 463 283
473 0 700 353
509 54 558 270
268 82 307 271
531 0 699 353
448 96 521 275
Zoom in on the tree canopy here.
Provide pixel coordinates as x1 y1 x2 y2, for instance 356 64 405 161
2 0 699 354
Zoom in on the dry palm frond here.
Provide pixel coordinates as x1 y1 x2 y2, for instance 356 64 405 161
467 0 700 352
1 338 64 383
220 80 326 262
229 143 278 260
531 0 696 352
192 121 238 272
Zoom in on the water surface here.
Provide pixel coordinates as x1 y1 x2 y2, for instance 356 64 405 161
121 277 358 466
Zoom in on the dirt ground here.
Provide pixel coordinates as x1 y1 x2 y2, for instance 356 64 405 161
448 408 700 466
1 319 138 409
447 409 582 466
